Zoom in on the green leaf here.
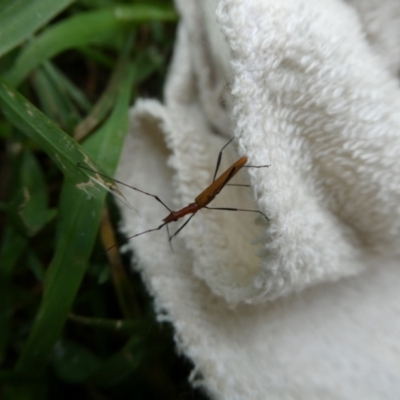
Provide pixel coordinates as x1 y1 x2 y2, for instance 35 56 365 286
31 64 82 132
68 314 151 335
0 0 74 58
11 150 57 237
89 336 146 387
113 4 176 22
14 61 135 377
0 226 28 365
0 271 16 360
42 62 92 113
0 119 12 139
4 4 176 87
73 47 136 140
0 225 28 275
53 339 102 383
0 76 118 199
27 252 46 282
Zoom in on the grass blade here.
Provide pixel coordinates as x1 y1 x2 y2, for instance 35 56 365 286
73 49 134 140
0 0 74 57
14 61 135 377
4 4 176 87
0 76 117 199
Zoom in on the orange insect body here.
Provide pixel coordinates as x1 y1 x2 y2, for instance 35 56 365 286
195 156 248 207
162 203 198 223
163 156 248 223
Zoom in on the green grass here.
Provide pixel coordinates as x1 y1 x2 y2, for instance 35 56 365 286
0 1 207 399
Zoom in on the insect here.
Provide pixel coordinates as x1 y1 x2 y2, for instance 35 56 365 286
78 138 270 243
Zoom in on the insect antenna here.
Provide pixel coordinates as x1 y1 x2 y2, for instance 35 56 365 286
77 162 140 215
77 163 173 213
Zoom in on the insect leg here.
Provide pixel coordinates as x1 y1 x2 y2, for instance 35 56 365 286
212 137 235 182
110 222 169 249
242 164 271 169
205 206 269 221
105 221 172 252
169 213 196 241
226 164 270 187
166 224 174 251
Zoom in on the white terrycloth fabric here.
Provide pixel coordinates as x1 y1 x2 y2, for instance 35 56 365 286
116 0 400 398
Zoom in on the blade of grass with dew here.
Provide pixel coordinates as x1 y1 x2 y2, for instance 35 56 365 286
0 0 74 57
14 63 135 380
4 4 177 87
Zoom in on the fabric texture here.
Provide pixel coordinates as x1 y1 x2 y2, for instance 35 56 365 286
115 0 400 398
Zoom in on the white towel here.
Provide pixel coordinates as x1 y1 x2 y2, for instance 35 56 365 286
116 0 400 398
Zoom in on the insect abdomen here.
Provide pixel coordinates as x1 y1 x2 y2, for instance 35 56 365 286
195 156 248 207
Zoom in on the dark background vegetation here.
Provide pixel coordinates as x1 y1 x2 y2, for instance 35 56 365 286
0 1 208 398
